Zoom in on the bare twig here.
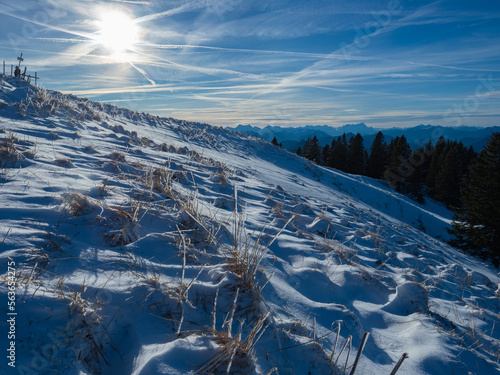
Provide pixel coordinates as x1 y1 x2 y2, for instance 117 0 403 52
224 288 240 338
330 323 341 362
212 289 219 331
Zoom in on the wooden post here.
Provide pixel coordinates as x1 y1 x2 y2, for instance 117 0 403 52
11 64 13 76
349 332 370 375
3 61 5 75
34 72 38 87
22 67 27 80
389 353 409 375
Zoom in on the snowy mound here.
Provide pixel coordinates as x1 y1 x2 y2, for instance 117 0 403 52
1 77 499 374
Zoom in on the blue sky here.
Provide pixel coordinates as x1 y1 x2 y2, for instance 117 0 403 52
1 0 499 128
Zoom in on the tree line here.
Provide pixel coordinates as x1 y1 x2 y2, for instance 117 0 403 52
296 132 476 205
288 131 499 265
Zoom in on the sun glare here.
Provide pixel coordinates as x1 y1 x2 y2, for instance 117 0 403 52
95 11 139 59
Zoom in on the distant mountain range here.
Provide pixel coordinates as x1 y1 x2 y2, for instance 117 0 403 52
227 123 500 152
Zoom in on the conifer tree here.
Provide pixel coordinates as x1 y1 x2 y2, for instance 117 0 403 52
322 144 330 166
326 138 337 168
302 137 312 159
404 146 429 203
308 135 322 164
384 135 411 191
426 136 446 195
409 140 434 203
347 133 365 175
366 131 388 179
296 146 302 156
466 145 477 166
330 134 348 172
271 136 279 146
448 133 500 264
433 141 470 207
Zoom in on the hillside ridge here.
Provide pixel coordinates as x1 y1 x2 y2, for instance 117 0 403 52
1 77 499 375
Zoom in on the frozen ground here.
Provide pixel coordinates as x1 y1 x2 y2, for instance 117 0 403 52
1 77 499 374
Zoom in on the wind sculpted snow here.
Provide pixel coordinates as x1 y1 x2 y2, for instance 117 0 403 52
1 77 499 374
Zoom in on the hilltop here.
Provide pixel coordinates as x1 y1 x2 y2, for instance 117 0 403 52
1 77 499 375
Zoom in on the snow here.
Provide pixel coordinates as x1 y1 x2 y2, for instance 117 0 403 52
1 76 499 374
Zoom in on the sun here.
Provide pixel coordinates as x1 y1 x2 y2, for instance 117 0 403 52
94 11 139 59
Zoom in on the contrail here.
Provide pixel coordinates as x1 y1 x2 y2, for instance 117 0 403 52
133 1 205 24
0 10 93 40
110 0 152 4
32 37 88 43
130 47 261 80
140 43 362 61
408 61 500 73
129 61 156 85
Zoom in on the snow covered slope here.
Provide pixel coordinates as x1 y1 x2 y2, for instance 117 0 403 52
1 77 499 375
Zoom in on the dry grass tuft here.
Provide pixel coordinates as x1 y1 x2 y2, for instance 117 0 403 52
55 157 75 168
83 145 97 153
0 133 23 168
96 179 110 198
223 208 293 298
146 165 175 197
107 151 126 162
319 236 359 266
196 289 270 374
63 192 98 216
212 170 229 186
61 286 119 374
103 202 144 246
